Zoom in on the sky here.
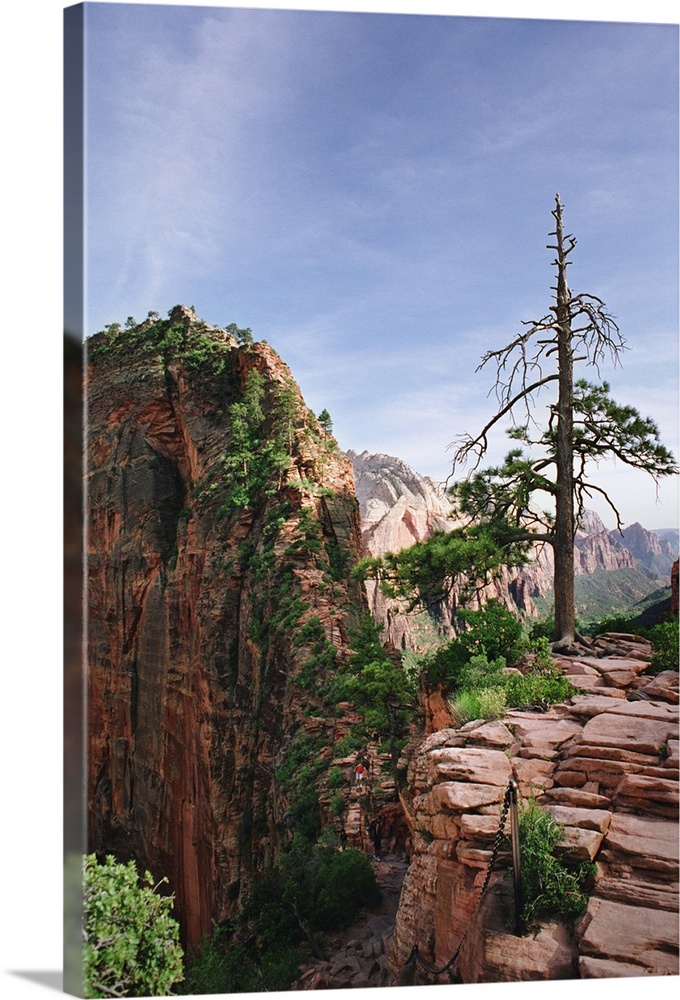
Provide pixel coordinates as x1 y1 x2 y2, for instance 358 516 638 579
75 1 679 531
1 3 678 998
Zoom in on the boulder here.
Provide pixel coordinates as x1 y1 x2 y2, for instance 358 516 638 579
432 781 508 812
476 924 577 983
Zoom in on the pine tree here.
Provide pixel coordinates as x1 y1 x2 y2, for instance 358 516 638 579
360 196 677 649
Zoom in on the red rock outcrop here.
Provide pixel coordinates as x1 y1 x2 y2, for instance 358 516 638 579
388 635 679 982
86 309 366 946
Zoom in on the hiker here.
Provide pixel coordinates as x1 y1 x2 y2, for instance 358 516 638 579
368 818 382 860
354 762 366 784
339 829 348 851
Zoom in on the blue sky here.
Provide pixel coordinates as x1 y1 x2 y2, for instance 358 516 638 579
79 1 679 529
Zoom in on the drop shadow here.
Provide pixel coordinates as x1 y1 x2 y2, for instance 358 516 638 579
10 971 63 993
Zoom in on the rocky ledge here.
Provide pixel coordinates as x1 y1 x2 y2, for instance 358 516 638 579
390 634 679 982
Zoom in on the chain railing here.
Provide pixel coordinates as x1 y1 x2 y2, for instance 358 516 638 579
404 778 522 979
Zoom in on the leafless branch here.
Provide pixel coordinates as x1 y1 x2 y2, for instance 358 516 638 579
447 373 559 476
575 479 625 533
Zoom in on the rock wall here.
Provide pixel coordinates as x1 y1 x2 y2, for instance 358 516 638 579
389 635 679 982
86 308 366 946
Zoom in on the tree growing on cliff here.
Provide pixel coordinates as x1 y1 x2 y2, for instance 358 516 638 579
361 196 677 649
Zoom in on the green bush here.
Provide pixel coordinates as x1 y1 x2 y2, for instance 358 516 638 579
457 653 506 692
649 619 679 674
327 765 345 789
444 638 574 722
424 601 523 690
274 838 381 935
450 685 508 725
180 921 300 995
478 686 509 720
505 670 576 709
83 854 184 998
458 599 524 665
332 615 415 770
311 848 382 930
181 925 256 995
517 800 596 926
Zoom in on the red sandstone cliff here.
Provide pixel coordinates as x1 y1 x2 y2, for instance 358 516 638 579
86 307 366 946
389 636 679 982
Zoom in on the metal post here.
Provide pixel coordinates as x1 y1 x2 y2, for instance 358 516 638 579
508 779 524 935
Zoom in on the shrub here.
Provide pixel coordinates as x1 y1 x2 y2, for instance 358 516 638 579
450 685 508 726
528 616 556 642
311 848 381 930
83 854 184 998
446 640 573 722
449 688 482 725
332 615 415 770
181 925 256 995
649 619 679 674
505 670 576 709
180 922 299 995
458 599 524 665
517 800 596 926
478 686 509 719
457 653 506 692
424 601 523 690
424 638 471 688
327 765 345 789
330 792 345 817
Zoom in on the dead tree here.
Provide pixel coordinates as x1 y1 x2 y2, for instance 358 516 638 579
450 194 676 649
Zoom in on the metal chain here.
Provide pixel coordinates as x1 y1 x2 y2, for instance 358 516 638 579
405 780 514 979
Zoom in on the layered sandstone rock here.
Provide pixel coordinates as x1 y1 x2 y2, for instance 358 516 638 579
86 309 365 946
389 634 679 983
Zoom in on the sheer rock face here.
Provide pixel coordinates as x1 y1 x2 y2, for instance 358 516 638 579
389 634 679 983
86 314 364 946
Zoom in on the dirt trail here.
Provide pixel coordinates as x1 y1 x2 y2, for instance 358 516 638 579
293 854 408 990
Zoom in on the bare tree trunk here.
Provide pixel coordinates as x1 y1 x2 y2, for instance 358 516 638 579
552 194 576 647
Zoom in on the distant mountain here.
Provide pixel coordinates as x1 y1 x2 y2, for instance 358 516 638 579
611 522 678 578
348 450 454 554
350 450 676 646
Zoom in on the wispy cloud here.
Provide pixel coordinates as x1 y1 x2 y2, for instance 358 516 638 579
83 6 677 528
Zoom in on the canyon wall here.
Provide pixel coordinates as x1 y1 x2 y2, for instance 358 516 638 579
389 635 679 982
86 307 366 946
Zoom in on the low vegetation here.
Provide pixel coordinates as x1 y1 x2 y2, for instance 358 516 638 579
83 854 184 998
516 799 596 927
331 615 417 769
649 619 679 673
419 601 578 723
181 838 380 994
